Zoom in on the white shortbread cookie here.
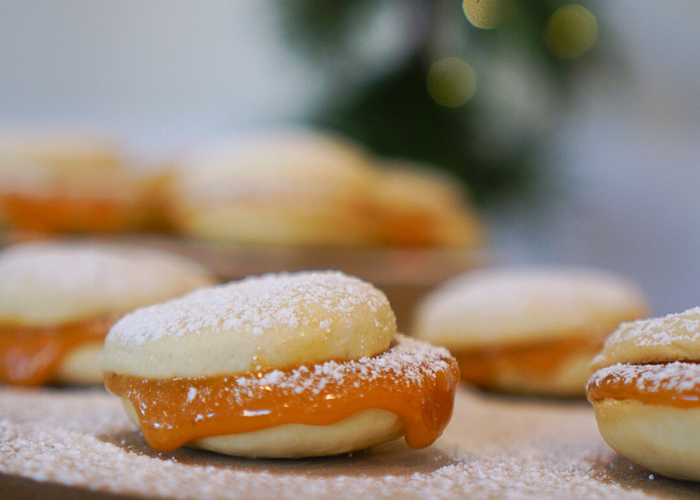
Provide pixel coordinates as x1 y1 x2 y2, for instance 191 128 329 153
53 342 105 385
592 306 700 370
0 242 215 326
178 205 372 247
594 399 700 481
177 129 375 195
121 399 404 459
371 161 485 247
101 271 396 379
412 266 648 349
0 130 121 175
170 129 377 246
480 348 598 397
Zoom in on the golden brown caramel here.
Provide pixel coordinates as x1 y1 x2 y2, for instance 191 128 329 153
0 317 114 385
587 363 700 408
104 351 460 452
456 335 602 387
0 194 139 233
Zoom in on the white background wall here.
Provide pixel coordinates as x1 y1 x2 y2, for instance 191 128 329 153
1 1 698 315
502 2 700 315
0 1 320 151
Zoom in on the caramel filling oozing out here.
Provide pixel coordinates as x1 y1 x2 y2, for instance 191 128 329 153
587 363 700 408
0 194 137 233
455 335 602 387
104 347 460 452
0 317 113 386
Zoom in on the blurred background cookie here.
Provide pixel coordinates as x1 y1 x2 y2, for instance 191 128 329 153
167 129 379 247
370 160 486 248
0 130 170 235
412 266 648 397
0 241 215 386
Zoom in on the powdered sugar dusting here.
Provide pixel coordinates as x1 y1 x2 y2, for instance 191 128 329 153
413 266 648 346
0 242 213 324
206 334 451 400
593 306 700 368
108 271 390 346
0 384 663 499
588 362 700 396
602 307 700 351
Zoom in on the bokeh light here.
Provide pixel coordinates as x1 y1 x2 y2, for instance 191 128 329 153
545 4 597 59
462 0 503 30
427 57 477 108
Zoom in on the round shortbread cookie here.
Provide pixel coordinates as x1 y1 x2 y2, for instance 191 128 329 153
169 129 377 246
178 205 372 247
593 398 700 481
0 242 216 326
53 341 105 385
0 130 121 176
592 306 700 370
179 129 375 187
100 271 397 379
470 347 599 397
371 161 486 248
120 400 404 459
0 130 173 233
412 266 648 349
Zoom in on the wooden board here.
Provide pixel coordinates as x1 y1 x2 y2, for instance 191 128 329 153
2 386 699 499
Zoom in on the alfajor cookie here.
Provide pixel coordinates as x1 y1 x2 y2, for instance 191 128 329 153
370 161 486 248
412 266 648 396
0 242 215 386
0 131 167 234
167 129 377 247
100 271 460 458
588 306 700 481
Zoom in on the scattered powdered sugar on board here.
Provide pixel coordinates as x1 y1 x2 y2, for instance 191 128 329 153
108 271 390 346
2 385 696 499
588 362 700 395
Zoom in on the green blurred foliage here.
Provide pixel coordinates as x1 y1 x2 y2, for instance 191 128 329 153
275 0 613 203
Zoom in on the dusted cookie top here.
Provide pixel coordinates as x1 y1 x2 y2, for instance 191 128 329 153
592 306 700 370
100 271 396 379
0 242 215 326
175 129 376 205
412 266 648 349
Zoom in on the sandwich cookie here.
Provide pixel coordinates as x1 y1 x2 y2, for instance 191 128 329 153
0 131 166 233
412 266 648 396
0 242 214 385
101 271 459 458
168 129 377 247
588 306 700 481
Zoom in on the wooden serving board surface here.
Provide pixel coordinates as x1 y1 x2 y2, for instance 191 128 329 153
2 386 699 500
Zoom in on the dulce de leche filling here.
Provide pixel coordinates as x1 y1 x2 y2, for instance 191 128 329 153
0 316 114 386
455 335 603 387
0 194 138 233
587 361 700 408
104 336 460 452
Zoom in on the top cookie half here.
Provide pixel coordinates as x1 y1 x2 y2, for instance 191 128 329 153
100 271 396 379
412 266 648 350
